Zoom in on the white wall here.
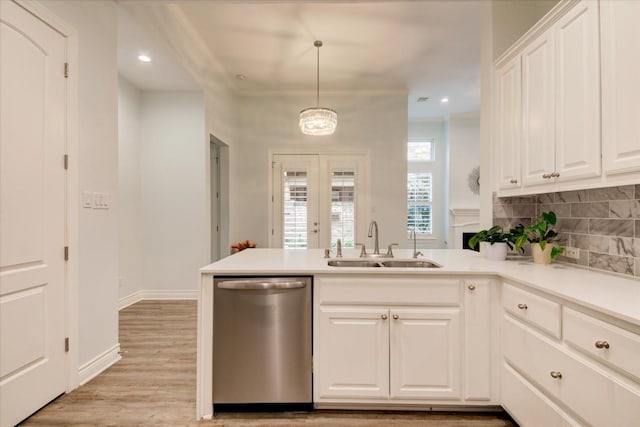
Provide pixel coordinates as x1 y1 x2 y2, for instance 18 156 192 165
118 77 142 299
448 113 481 209
139 91 207 292
408 119 448 248
233 93 408 249
41 0 119 371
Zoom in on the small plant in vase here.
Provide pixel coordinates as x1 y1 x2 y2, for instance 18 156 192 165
514 211 565 264
468 225 516 261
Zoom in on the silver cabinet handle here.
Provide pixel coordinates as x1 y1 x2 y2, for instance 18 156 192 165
509 179 518 184
468 284 476 291
551 172 560 178
550 371 562 379
595 340 610 349
381 314 388 320
517 303 528 310
217 280 305 290
542 173 551 179
392 314 399 320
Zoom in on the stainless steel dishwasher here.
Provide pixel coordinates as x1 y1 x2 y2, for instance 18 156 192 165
213 276 312 411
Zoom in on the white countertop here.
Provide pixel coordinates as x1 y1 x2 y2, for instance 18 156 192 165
200 248 640 327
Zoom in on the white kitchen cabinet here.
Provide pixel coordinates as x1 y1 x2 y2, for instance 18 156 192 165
521 28 555 187
495 55 522 190
601 0 640 175
389 308 461 400
316 307 389 400
501 281 640 427
463 279 494 401
554 0 601 182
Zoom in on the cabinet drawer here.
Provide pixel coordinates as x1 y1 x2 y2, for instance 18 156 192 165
502 363 580 427
503 283 561 338
564 307 640 382
316 276 462 306
503 316 640 427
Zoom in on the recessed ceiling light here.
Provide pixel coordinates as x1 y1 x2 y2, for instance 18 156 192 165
235 74 247 80
137 54 151 63
416 97 429 103
441 97 449 103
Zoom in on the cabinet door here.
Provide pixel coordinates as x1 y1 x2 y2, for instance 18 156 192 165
463 280 493 401
495 55 522 190
601 0 640 175
522 30 556 186
389 308 461 400
316 306 389 399
555 0 601 181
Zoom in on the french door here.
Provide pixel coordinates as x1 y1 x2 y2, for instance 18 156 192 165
271 153 368 249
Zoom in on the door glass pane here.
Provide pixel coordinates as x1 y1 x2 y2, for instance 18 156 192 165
283 171 308 248
331 171 355 248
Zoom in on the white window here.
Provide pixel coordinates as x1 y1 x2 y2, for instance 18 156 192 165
331 171 355 248
283 171 309 248
407 141 434 237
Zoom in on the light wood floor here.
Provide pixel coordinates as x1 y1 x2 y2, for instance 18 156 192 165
21 300 516 426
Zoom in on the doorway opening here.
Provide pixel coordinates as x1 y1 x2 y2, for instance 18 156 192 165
210 135 229 261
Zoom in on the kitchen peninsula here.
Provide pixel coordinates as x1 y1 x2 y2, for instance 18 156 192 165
197 248 640 426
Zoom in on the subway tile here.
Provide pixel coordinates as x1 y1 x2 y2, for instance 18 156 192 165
636 184 640 200
576 249 589 267
572 234 609 252
589 219 635 237
538 203 571 218
537 193 555 204
556 190 588 203
557 218 589 233
493 204 513 219
636 258 640 277
587 185 634 201
555 233 569 247
609 200 640 219
493 218 511 231
505 196 537 205
589 253 634 276
636 220 640 237
512 204 536 217
609 237 640 257
557 254 577 264
571 202 609 218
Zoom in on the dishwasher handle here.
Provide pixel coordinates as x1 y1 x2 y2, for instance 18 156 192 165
217 279 306 290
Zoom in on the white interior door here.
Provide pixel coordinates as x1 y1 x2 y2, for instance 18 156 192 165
0 2 67 425
272 155 320 248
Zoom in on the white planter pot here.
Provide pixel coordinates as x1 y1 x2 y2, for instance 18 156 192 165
531 242 554 264
483 242 508 261
479 241 489 254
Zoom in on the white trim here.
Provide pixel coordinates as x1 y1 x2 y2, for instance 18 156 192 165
15 0 81 392
78 344 121 386
119 290 199 310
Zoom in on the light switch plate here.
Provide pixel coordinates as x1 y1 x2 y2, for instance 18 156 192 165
82 191 93 208
93 192 110 209
564 246 580 259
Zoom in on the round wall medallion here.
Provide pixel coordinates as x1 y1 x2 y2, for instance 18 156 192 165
468 166 480 195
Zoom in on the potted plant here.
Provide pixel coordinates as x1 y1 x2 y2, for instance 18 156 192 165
468 225 516 261
514 211 565 264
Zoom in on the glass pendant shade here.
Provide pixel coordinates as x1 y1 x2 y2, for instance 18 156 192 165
299 107 337 136
300 40 337 136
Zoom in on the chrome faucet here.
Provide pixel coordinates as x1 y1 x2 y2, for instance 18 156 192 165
410 229 423 258
336 238 343 258
368 221 380 255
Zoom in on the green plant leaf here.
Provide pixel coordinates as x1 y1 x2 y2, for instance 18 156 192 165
551 246 565 260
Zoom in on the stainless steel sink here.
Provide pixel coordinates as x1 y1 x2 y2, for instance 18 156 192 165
380 260 441 268
327 259 441 268
327 260 381 267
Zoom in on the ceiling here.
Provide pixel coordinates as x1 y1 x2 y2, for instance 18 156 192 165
118 1 482 119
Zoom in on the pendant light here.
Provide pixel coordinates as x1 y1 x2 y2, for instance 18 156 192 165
299 40 337 136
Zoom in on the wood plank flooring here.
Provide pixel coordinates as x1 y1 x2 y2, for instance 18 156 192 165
21 300 516 426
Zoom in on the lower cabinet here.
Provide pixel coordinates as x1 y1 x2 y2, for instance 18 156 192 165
501 281 640 427
314 275 496 405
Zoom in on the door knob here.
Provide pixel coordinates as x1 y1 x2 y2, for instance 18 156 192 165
509 179 518 184
517 303 528 310
468 284 476 291
392 314 399 320
595 340 610 349
381 314 387 320
550 371 562 379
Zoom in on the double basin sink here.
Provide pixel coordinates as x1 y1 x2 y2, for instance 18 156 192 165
327 259 441 268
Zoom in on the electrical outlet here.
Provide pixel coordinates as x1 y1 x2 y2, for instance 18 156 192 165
564 246 580 259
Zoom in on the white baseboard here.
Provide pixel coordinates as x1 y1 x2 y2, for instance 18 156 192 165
78 343 121 386
119 289 198 310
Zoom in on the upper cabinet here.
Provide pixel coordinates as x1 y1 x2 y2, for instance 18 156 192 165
494 0 640 197
601 0 640 175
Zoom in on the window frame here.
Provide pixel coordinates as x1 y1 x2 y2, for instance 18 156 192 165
407 139 436 239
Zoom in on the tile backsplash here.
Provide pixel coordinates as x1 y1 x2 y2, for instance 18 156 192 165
493 184 640 279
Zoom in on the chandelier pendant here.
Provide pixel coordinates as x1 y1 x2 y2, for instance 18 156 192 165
299 40 337 136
